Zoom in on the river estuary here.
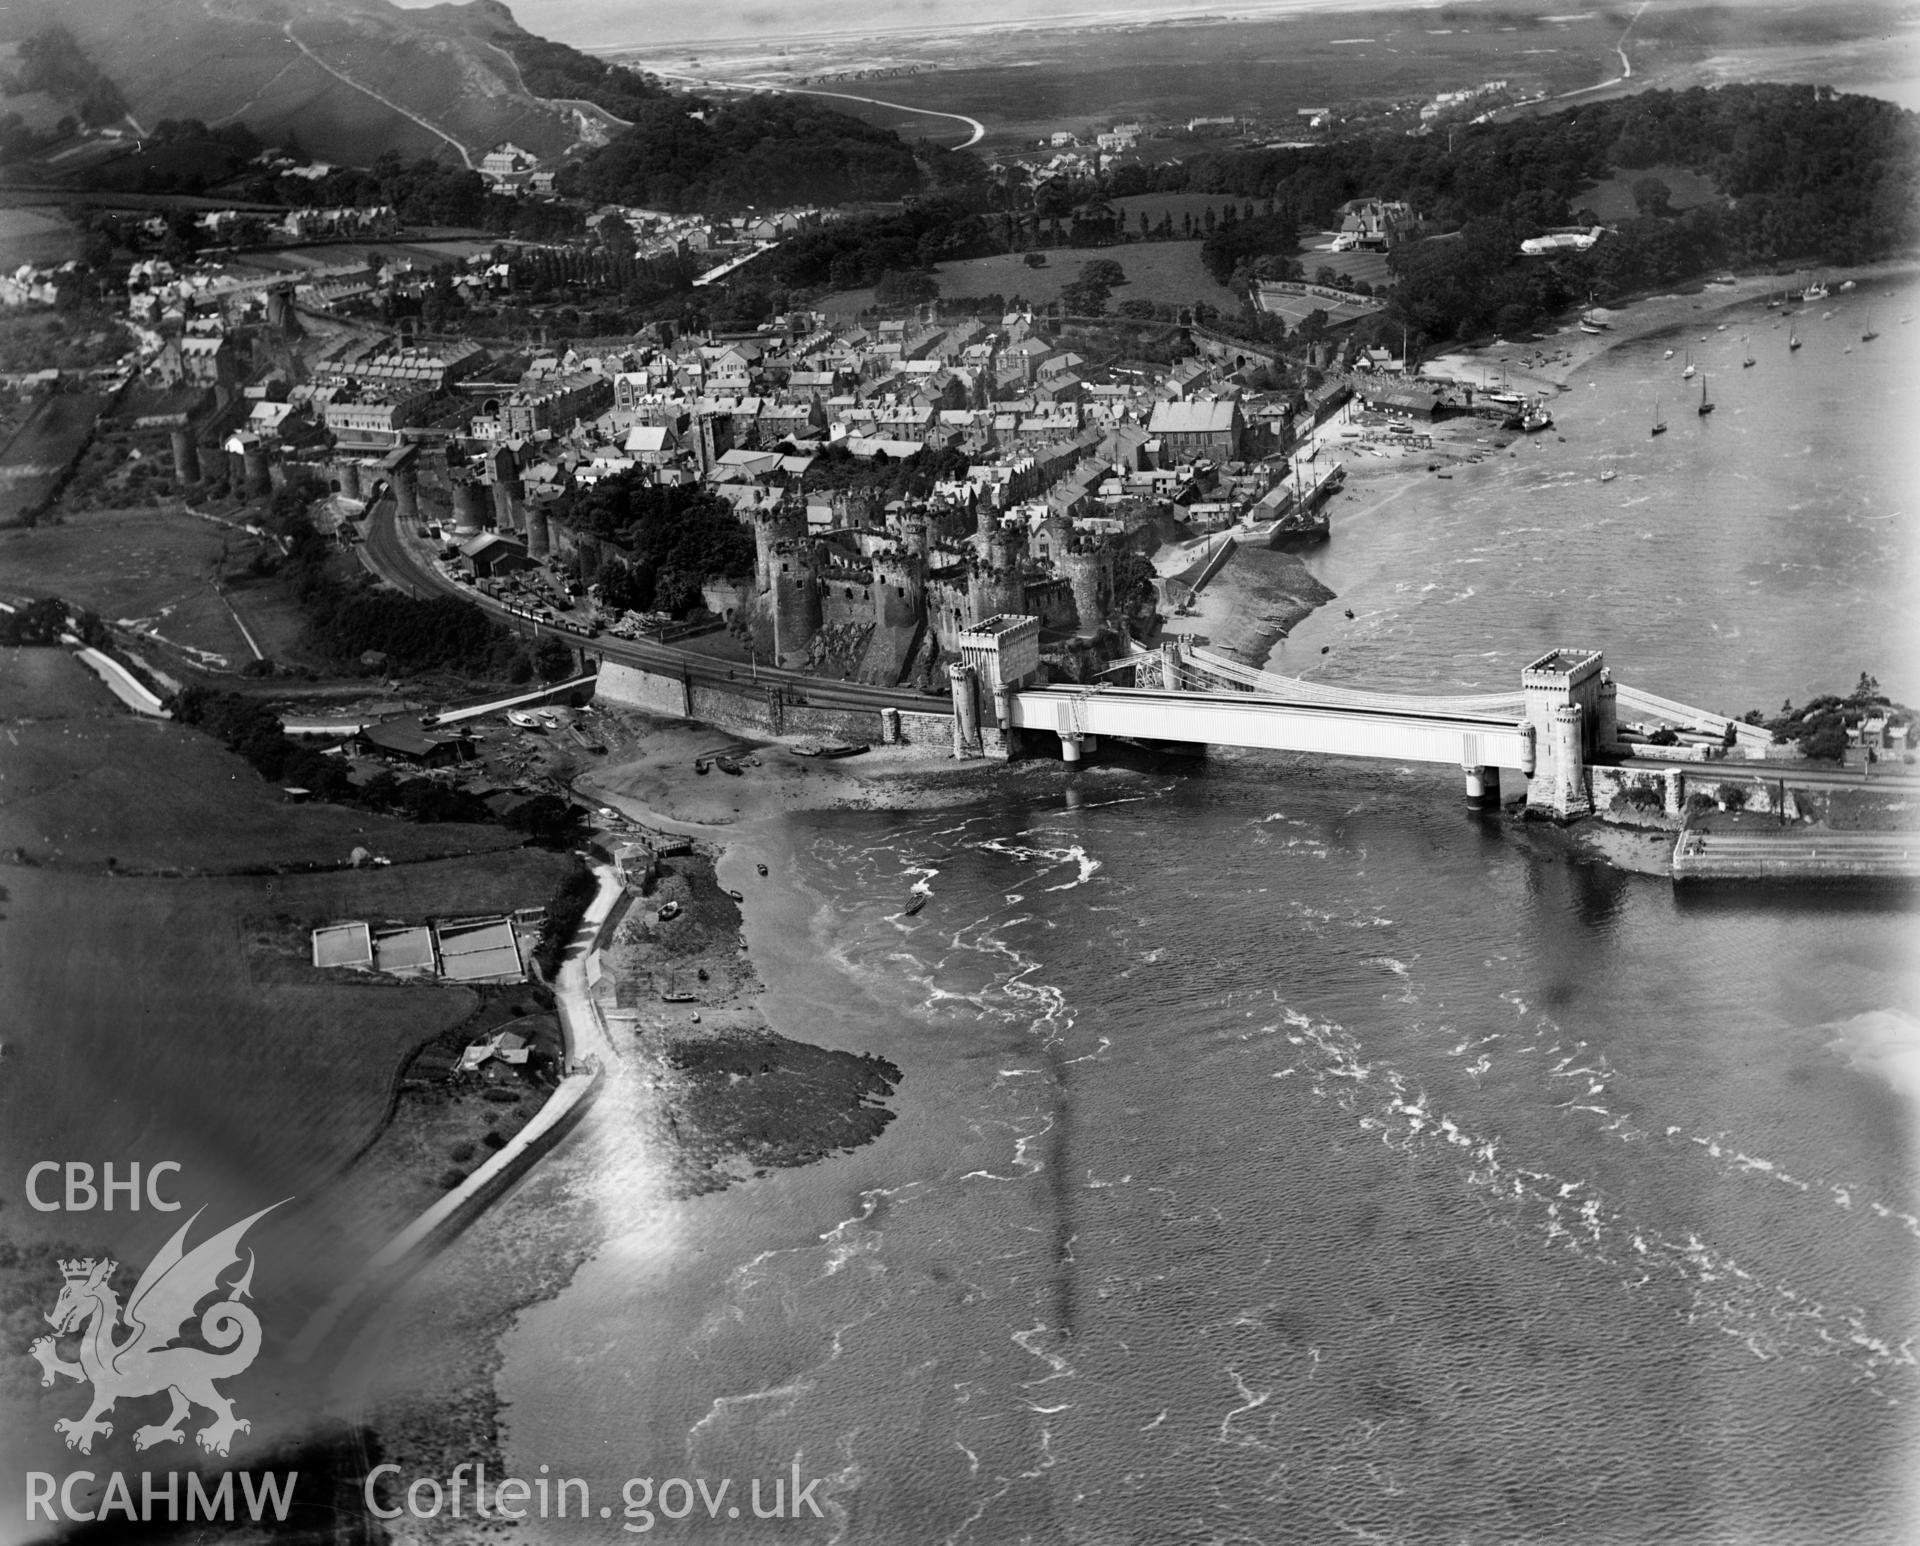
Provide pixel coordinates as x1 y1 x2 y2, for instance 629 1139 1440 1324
488 282 1920 1543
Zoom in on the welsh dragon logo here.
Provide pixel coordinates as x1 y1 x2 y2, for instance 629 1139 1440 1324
29 1203 283 1457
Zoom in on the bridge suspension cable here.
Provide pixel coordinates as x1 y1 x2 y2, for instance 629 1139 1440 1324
1168 643 1528 719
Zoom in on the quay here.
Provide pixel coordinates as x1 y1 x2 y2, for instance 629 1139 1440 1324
1673 830 1920 884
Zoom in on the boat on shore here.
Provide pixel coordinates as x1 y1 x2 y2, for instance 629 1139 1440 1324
715 755 743 776
793 741 871 759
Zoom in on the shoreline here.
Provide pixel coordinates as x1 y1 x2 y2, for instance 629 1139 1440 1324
351 713 1061 1523
1421 257 1920 400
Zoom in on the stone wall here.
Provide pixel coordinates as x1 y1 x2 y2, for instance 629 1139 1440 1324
595 659 952 757
1589 764 1806 825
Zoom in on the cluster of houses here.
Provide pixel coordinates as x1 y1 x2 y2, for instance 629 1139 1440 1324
279 308 1376 682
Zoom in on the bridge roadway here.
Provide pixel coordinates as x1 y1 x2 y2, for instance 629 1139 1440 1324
360 503 949 720
1011 683 1532 772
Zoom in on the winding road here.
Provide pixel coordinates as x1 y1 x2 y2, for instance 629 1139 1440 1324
653 68 985 149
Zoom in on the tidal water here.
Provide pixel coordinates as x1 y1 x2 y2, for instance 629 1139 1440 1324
496 285 1920 1544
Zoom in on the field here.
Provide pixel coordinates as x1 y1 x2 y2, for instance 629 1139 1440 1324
245 239 501 272
821 239 1226 313
0 863 483 1246
1578 164 1725 222
0 503 313 663
0 206 79 268
626 6 1636 152
0 649 579 1258
0 649 530 870
0 391 103 522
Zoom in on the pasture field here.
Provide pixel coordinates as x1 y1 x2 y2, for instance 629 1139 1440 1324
0 206 78 268
0 651 577 1252
0 862 482 1247
0 503 299 664
772 8 1628 149
0 650 528 871
0 391 103 522
822 239 1226 313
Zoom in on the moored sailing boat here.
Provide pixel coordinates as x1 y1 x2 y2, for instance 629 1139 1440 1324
1697 376 1714 416
1650 397 1668 436
1681 347 1696 380
1742 336 1755 367
1861 308 1879 343
1788 320 1802 351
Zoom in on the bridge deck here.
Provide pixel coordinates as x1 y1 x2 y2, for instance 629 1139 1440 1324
1011 685 1532 770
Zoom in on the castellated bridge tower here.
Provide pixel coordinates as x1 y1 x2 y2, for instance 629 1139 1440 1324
1521 648 1605 818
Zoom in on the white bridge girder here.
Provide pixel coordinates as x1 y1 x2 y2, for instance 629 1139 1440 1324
1011 686 1533 770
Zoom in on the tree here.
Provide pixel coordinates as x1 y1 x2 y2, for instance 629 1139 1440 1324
874 268 938 306
1060 277 1108 316
534 635 576 681
1631 176 1673 218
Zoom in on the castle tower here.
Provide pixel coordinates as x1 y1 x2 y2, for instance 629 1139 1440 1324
241 439 271 498
265 282 298 336
449 476 488 535
769 545 822 666
384 445 420 524
169 428 198 485
870 547 926 634
525 503 551 560
1057 544 1114 634
754 498 807 592
898 507 930 558
483 443 524 532
974 500 999 560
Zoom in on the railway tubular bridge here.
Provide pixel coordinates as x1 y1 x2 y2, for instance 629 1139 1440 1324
945 616 1772 821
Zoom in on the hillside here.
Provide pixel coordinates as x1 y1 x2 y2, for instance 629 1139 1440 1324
2 0 592 167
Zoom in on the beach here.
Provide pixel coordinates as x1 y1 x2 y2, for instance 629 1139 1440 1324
329 710 1075 1525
